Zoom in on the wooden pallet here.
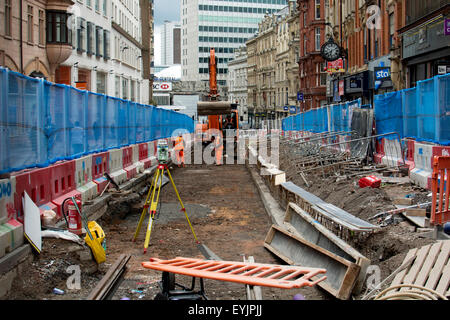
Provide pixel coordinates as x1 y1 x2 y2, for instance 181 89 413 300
390 240 450 298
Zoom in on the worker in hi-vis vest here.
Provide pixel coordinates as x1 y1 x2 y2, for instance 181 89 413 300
215 133 223 166
174 134 185 167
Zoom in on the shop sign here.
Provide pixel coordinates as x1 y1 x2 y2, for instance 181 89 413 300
327 58 345 74
374 67 391 81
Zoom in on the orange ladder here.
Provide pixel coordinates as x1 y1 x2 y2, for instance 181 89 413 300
431 156 450 225
142 257 327 289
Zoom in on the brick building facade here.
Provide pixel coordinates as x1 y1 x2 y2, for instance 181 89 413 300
297 0 327 111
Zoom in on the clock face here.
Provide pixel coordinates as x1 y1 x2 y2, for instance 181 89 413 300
321 43 341 61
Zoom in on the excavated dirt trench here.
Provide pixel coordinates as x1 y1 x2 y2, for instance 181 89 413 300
5 164 331 300
5 149 436 301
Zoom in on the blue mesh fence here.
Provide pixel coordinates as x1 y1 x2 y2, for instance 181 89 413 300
374 91 403 140
374 73 450 145
282 99 361 133
0 67 195 174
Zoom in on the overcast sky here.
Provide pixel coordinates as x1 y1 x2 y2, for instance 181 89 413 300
153 0 181 65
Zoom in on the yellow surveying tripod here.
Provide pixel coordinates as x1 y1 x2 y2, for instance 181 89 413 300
132 157 199 254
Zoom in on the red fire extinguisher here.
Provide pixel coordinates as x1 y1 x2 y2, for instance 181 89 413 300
65 198 82 235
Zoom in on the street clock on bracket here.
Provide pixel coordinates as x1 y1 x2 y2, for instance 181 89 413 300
320 38 342 62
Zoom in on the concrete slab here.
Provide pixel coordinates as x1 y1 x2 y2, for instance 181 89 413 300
264 224 360 300
283 202 370 295
248 167 285 226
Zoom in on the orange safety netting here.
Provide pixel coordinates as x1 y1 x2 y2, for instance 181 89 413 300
142 257 327 289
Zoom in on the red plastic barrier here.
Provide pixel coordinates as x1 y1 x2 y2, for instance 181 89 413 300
122 146 137 179
374 139 385 164
12 167 54 222
403 139 415 170
92 152 109 193
49 161 80 217
359 176 381 189
139 143 152 169
432 146 450 161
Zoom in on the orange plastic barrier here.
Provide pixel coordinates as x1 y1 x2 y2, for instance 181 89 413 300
431 156 450 225
142 257 327 289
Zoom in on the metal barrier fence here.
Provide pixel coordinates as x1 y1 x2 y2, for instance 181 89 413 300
0 67 195 174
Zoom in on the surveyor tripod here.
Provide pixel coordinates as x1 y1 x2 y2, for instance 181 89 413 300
132 163 199 253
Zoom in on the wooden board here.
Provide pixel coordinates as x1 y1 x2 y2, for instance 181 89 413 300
264 224 361 300
393 198 413 205
390 240 450 298
405 209 427 217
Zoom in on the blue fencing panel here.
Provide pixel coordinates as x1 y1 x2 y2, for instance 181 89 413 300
374 91 403 140
402 88 418 139
44 82 68 161
128 102 137 145
436 74 450 144
117 100 129 147
144 105 153 141
68 87 87 157
417 78 437 142
135 104 145 143
86 92 105 153
152 107 162 140
5 72 42 171
104 97 119 149
315 107 328 132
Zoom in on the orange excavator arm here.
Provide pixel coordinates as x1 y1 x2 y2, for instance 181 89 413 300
209 48 218 98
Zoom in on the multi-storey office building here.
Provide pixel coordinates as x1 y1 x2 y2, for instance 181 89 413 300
180 0 289 85
161 21 181 66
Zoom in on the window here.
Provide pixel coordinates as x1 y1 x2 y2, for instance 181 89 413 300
39 10 45 45
363 28 367 61
122 78 128 100
103 30 110 60
130 81 135 102
115 76 120 98
95 0 100 12
315 0 320 20
319 62 327 86
4 0 11 36
86 22 94 54
96 72 106 94
96 26 103 57
77 18 85 52
103 0 107 16
315 28 321 51
46 11 71 44
389 13 395 48
374 29 378 58
303 12 307 27
303 35 307 55
27 6 34 43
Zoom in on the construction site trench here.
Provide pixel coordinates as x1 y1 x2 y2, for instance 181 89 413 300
3 142 441 301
